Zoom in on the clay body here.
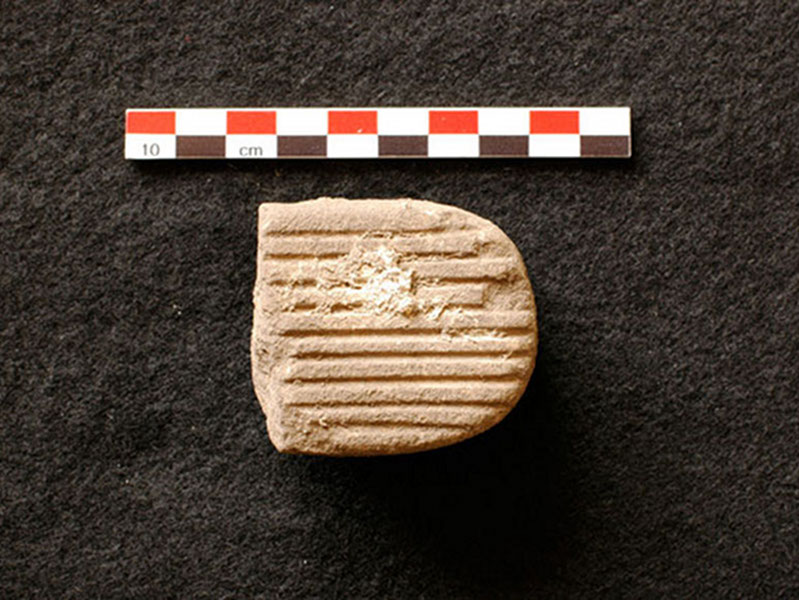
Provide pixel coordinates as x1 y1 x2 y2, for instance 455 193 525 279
251 198 537 455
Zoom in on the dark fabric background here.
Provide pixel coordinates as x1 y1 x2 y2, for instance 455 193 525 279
2 2 798 598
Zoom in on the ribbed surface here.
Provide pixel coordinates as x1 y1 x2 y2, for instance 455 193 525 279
251 198 537 455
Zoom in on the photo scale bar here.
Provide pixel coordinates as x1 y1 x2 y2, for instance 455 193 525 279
125 107 631 159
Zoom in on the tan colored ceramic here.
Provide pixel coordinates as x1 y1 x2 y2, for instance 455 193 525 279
251 198 537 455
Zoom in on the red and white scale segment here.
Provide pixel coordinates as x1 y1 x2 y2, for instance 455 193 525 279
125 107 631 159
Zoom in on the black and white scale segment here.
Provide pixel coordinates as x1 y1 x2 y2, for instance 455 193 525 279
125 107 631 159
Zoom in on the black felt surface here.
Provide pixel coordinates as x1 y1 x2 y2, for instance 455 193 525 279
2 2 798 598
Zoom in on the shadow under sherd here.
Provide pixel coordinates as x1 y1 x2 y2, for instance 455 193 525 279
290 355 572 592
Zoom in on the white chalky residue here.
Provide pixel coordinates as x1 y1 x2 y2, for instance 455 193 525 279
311 244 441 318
